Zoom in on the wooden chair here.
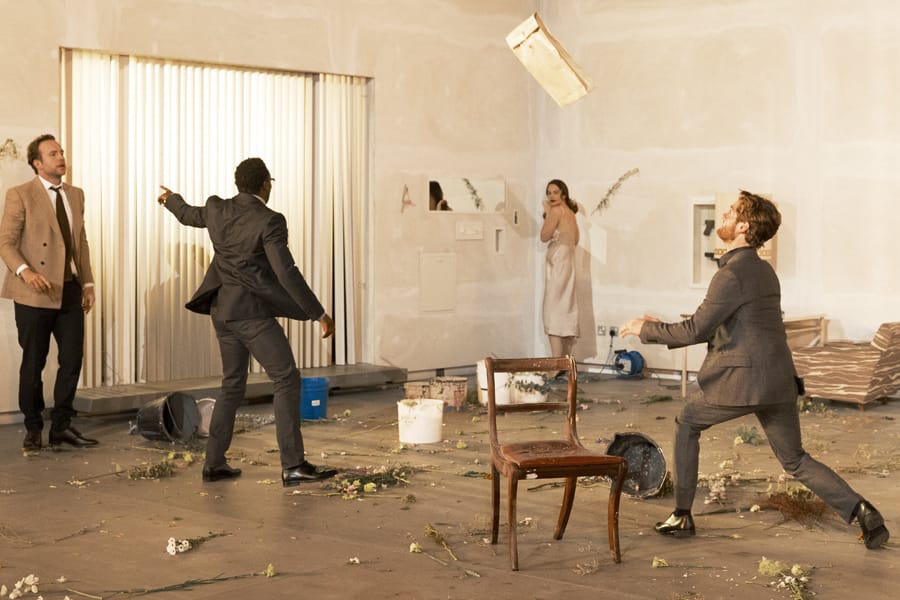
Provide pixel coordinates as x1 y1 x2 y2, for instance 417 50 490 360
484 356 628 571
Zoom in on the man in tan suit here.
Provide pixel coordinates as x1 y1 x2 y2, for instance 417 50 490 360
621 191 889 549
0 134 98 450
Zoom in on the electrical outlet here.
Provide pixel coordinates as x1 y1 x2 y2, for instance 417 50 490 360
597 325 607 336
609 326 619 337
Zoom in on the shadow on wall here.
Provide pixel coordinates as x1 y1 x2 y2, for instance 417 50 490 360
143 241 220 382
574 201 598 360
0 142 38 419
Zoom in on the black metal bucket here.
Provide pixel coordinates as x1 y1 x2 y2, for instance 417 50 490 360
135 392 201 443
606 432 668 498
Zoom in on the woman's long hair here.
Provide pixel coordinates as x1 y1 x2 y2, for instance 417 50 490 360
546 179 578 214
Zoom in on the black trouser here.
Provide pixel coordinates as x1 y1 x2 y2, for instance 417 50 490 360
14 281 84 432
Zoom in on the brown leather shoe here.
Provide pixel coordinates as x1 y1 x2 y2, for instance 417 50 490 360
23 430 41 451
49 426 99 447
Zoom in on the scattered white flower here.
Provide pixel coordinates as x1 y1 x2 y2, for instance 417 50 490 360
166 536 194 555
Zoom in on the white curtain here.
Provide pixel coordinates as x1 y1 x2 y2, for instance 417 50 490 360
62 50 368 387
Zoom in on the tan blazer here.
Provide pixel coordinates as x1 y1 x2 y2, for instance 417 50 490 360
0 177 94 308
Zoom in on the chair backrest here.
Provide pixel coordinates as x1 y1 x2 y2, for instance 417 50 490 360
484 356 579 451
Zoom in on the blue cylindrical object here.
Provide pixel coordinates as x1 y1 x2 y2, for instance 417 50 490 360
301 377 329 420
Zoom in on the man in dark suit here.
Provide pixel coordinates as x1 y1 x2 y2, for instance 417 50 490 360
620 190 889 549
0 134 98 451
158 157 337 487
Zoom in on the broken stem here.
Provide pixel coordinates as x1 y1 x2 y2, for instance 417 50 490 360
63 588 103 600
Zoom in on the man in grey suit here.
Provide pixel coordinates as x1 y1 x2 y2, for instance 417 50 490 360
620 191 889 549
158 157 337 487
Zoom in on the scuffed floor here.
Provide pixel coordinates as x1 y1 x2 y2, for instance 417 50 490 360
0 374 897 599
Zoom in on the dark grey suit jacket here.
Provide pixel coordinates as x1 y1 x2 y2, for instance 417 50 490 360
640 246 798 407
164 192 325 322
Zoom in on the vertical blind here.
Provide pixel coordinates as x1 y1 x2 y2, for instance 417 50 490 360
61 50 368 387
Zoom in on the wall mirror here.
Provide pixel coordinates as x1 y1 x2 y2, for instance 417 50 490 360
428 177 505 213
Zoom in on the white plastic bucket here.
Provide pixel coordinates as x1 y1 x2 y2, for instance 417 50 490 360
510 373 550 404
476 360 511 406
397 399 444 444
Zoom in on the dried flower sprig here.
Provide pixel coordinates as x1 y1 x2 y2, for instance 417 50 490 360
462 178 483 210
129 460 175 480
165 531 229 556
759 557 814 600
593 168 639 215
328 465 411 500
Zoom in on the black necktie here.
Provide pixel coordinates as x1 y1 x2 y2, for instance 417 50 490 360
52 186 74 281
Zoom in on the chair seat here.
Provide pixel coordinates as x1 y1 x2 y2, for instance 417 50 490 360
500 440 621 469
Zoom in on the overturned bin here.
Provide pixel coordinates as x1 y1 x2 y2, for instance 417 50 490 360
136 392 201 443
605 432 668 498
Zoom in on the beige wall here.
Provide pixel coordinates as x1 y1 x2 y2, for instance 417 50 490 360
537 0 900 372
0 0 539 412
3 0 900 405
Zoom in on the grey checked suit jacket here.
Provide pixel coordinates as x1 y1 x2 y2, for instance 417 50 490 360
164 192 325 322
639 246 798 407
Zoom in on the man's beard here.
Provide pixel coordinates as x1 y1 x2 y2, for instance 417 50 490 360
717 223 736 243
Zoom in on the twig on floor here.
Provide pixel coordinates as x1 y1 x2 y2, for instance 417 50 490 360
423 552 449 566
55 522 105 542
696 506 755 516
425 523 458 561
103 569 287 597
63 588 103 600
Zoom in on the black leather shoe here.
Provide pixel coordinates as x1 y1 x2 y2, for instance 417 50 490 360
282 461 338 487
202 464 242 482
655 512 696 537
856 500 890 549
23 430 42 451
49 426 98 447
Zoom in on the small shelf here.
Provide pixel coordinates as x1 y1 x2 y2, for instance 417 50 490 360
691 201 717 286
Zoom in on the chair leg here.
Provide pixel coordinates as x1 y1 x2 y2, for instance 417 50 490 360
554 476 577 540
508 476 519 571
607 463 627 563
490 466 500 545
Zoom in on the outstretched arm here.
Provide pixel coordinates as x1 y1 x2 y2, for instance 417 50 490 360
158 185 207 228
262 213 334 338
